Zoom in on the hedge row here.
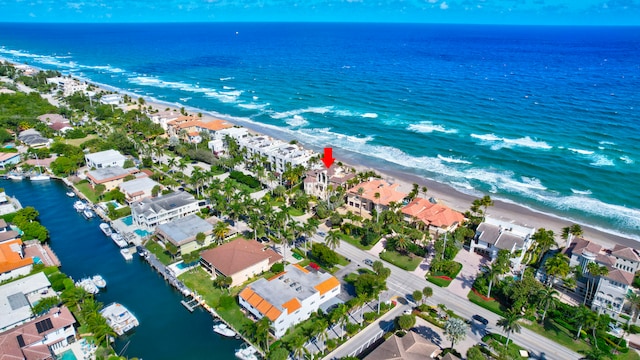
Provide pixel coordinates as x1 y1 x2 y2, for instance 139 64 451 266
229 170 261 189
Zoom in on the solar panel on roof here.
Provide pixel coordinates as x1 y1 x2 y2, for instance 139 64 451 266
35 318 53 333
16 334 25 347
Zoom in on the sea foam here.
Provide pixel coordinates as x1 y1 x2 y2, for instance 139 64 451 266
470 133 552 150
409 122 458 134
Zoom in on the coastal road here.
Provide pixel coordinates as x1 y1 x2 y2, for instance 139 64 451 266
325 239 581 360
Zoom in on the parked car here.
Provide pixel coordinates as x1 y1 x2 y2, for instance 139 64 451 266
363 259 374 266
472 314 489 325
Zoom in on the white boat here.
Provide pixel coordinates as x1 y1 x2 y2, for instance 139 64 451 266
83 209 95 219
66 191 76 197
111 233 128 248
76 278 99 295
120 247 133 261
30 174 50 181
99 223 113 237
235 345 259 360
100 303 139 336
6 173 23 180
73 200 86 212
213 323 236 337
92 275 107 289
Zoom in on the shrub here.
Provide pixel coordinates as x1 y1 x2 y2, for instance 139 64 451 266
363 312 376 322
229 171 260 189
345 323 360 335
629 324 640 334
270 262 285 273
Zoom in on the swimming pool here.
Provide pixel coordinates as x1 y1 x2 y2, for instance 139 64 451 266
122 215 133 226
33 256 42 264
57 350 78 360
134 229 151 237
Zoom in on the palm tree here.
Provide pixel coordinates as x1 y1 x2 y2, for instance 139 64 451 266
213 221 230 244
314 319 329 353
325 230 341 250
374 192 381 223
538 287 559 322
356 187 365 217
561 223 583 245
627 291 640 323
574 305 594 339
544 253 570 288
496 309 522 346
483 261 505 298
579 346 612 360
532 228 556 266
248 213 262 241
584 262 609 306
255 316 271 352
443 318 468 349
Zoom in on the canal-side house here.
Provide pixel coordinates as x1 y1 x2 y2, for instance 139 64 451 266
346 179 407 215
0 192 20 216
200 238 282 287
84 149 126 169
0 239 33 282
0 272 53 331
86 166 137 192
130 191 200 229
238 263 340 338
18 129 50 148
401 197 465 233
470 217 535 269
303 166 355 201
0 219 20 243
0 306 77 359
563 238 638 316
118 177 161 204
364 331 441 360
0 152 21 170
155 215 215 256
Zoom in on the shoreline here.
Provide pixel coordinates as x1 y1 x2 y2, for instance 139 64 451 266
3 58 638 250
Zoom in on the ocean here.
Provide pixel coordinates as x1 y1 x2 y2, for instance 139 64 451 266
0 23 639 240
1 179 243 359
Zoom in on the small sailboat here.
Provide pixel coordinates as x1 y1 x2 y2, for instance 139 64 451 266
30 154 50 181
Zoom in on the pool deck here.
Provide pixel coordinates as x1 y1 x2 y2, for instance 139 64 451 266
53 338 96 360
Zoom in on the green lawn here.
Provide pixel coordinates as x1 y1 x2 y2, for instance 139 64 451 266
146 241 172 265
379 250 421 271
64 134 97 147
338 233 376 250
75 182 99 203
522 319 597 355
426 275 452 287
288 207 304 217
467 289 505 316
179 267 252 335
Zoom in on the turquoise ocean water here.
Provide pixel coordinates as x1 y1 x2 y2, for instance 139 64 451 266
0 23 638 240
1 180 242 359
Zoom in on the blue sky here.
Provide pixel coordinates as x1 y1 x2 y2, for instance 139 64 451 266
1 0 639 25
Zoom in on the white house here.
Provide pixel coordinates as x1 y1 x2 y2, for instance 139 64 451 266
0 306 77 358
208 127 249 156
237 134 313 174
84 149 126 169
470 217 535 269
130 191 200 229
303 167 355 200
119 177 161 204
0 153 21 170
239 263 340 338
100 94 123 105
155 215 215 256
46 76 88 96
0 272 53 331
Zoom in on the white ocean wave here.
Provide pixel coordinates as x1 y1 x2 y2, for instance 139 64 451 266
237 102 269 110
220 77 234 81
223 86 234 90
270 106 333 119
620 156 635 164
589 154 615 167
362 113 378 118
599 140 616 145
470 133 552 150
571 189 593 195
285 115 309 127
409 122 458 134
568 148 594 155
437 154 472 165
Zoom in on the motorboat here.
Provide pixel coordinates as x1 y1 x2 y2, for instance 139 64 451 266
111 232 128 248
99 223 113 237
30 174 50 181
100 303 139 336
120 247 134 261
73 200 86 212
66 191 76 197
213 322 236 337
83 209 95 219
6 173 23 180
92 274 107 289
76 278 99 295
235 345 259 360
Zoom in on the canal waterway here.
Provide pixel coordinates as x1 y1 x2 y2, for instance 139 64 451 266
2 179 243 359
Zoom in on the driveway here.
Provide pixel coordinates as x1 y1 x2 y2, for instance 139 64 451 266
447 249 489 298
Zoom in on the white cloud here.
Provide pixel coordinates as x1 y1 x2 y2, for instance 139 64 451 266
440 1 448 9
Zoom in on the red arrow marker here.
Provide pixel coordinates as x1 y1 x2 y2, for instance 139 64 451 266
321 147 335 168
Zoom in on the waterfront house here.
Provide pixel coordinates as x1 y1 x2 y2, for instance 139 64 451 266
303 167 355 200
0 272 53 331
118 177 161 204
86 166 136 191
155 215 215 256
0 306 77 359
0 152 21 169
364 331 440 360
470 217 535 269
207 127 250 156
200 238 282 287
46 76 87 96
0 239 33 282
0 192 20 216
401 197 465 232
18 129 50 148
236 134 314 174
84 149 126 169
346 179 407 214
195 119 233 137
238 263 340 338
149 110 181 131
130 191 200 229
100 94 123 105
563 238 638 316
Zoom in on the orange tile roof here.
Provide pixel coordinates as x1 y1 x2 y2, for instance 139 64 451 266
239 285 282 321
0 239 33 274
197 119 233 131
293 263 309 273
402 198 464 228
265 307 282 322
314 277 340 296
349 179 407 206
282 298 302 313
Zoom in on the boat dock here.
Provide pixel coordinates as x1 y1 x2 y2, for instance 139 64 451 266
142 251 190 296
180 295 201 312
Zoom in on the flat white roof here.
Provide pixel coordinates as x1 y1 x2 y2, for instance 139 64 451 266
119 177 159 195
0 272 51 330
85 149 126 164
